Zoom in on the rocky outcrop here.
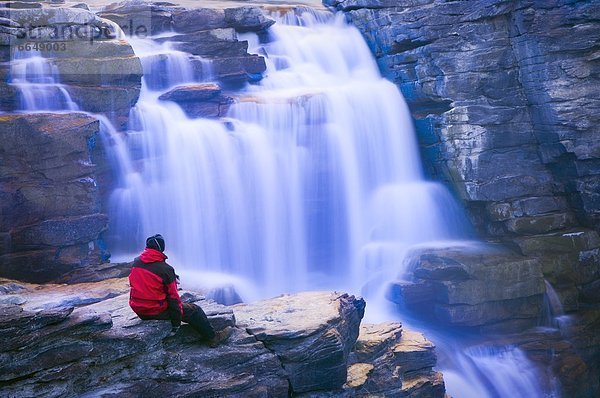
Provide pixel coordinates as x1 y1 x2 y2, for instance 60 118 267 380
158 83 234 118
333 0 600 323
234 291 365 393
0 8 143 126
388 243 546 333
99 3 269 88
343 321 445 397
0 113 110 283
476 308 600 398
0 279 440 397
335 0 600 232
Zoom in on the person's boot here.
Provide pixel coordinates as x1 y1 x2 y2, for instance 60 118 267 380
207 326 232 347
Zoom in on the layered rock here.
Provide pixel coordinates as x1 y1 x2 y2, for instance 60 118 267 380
343 321 445 397
468 308 600 398
99 3 269 88
335 0 600 232
333 0 600 326
0 279 436 397
0 7 143 126
158 83 234 118
0 113 110 283
234 291 365 393
388 243 546 333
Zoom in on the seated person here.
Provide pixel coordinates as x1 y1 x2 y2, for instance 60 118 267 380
128 234 230 347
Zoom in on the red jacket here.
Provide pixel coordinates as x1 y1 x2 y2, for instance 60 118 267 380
129 248 183 322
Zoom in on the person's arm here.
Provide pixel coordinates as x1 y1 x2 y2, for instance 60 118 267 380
165 275 183 327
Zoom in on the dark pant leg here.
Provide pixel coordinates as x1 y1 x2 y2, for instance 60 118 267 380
182 303 215 339
138 311 171 321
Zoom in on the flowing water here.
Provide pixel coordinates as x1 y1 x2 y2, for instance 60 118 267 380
13 7 559 397
9 51 78 111
106 11 472 298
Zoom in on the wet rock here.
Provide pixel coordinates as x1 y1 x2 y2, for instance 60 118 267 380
0 281 402 398
497 321 600 398
70 3 89 10
0 113 109 283
159 82 221 102
159 83 233 118
210 55 267 86
234 291 366 393
580 280 600 304
161 28 248 58
52 55 142 86
65 84 141 126
514 229 600 256
341 0 600 235
98 1 183 36
1 2 43 9
389 243 545 332
172 7 226 32
224 7 275 33
10 214 108 250
504 212 576 235
339 322 445 397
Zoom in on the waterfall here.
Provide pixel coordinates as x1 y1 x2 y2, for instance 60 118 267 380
15 6 558 397
9 51 78 111
104 11 472 298
440 343 559 398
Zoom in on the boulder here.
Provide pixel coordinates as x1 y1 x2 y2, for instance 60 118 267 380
234 291 366 393
159 82 221 102
0 281 409 397
223 7 275 33
343 321 445 397
388 243 546 332
158 83 233 118
159 28 248 58
210 54 267 86
98 1 183 36
172 7 227 33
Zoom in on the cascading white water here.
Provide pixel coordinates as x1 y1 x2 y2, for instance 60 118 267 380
105 11 472 298
9 52 78 111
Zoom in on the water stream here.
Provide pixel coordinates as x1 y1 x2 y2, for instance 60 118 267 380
10 7 560 398
9 51 78 111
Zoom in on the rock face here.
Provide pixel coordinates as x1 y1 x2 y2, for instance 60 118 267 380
158 83 234 118
0 113 110 283
234 291 365 393
0 8 143 126
344 321 445 397
336 0 600 233
497 315 600 398
334 0 600 332
0 280 438 397
388 243 546 333
99 3 269 88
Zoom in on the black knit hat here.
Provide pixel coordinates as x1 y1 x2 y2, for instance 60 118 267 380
146 234 165 252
